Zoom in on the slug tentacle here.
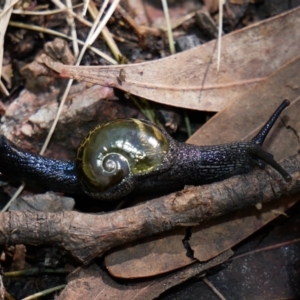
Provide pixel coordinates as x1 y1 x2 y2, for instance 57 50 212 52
247 144 291 181
247 99 291 181
252 99 289 146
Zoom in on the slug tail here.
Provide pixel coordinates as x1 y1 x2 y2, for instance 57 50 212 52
253 100 290 146
0 135 83 194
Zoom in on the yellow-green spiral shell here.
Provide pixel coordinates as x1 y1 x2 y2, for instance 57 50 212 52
76 119 169 193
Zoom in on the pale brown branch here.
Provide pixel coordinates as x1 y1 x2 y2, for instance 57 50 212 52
0 154 299 264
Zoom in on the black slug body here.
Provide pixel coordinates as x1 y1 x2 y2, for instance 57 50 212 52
0 136 82 194
0 100 291 201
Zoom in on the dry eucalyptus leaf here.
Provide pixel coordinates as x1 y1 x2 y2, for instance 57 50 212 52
41 7 300 112
105 228 195 278
187 54 300 160
187 64 300 260
190 194 298 261
57 250 233 300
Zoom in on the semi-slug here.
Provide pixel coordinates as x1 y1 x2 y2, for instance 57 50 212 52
0 100 291 201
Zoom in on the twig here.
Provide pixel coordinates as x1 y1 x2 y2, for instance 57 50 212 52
88 2 123 61
89 0 120 44
202 277 227 300
231 237 300 261
0 153 299 264
82 0 89 16
9 21 117 64
22 284 66 300
1 184 25 212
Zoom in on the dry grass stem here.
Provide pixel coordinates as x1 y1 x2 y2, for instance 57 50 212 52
0 0 18 95
6 4 83 16
162 0 175 54
8 21 117 64
217 0 225 71
66 0 79 57
202 277 227 300
88 2 123 60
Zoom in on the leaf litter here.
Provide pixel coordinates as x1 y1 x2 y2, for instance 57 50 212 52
1 1 300 299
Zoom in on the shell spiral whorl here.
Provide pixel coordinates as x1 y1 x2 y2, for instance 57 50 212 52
76 119 170 195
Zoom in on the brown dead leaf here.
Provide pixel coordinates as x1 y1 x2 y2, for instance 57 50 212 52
185 55 300 262
105 228 195 279
57 250 233 300
190 194 298 261
187 54 300 161
10 244 28 271
41 7 300 112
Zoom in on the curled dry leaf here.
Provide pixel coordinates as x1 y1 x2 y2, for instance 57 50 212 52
57 251 233 300
44 38 76 65
41 7 300 112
